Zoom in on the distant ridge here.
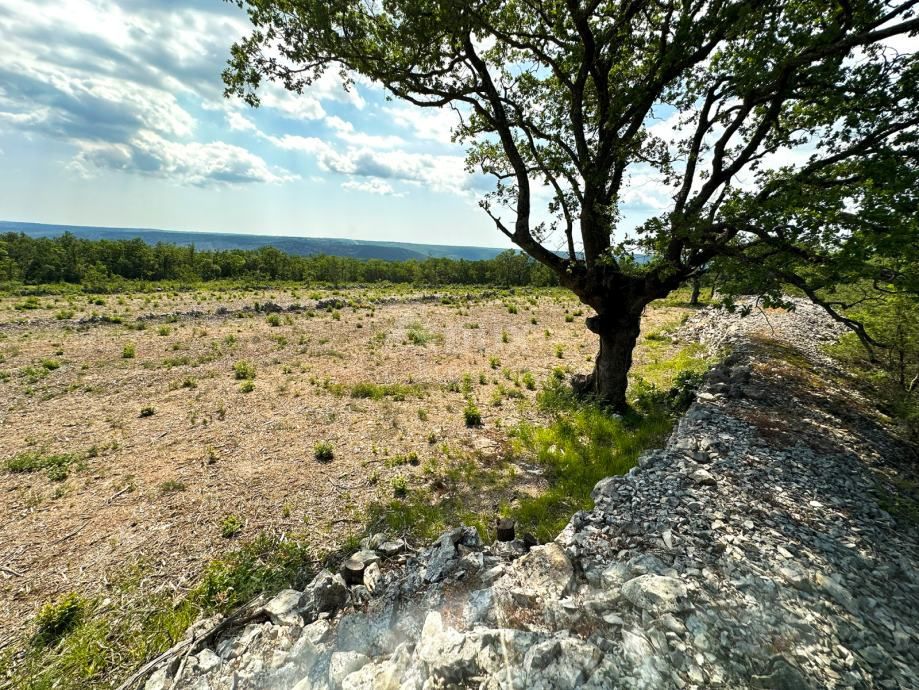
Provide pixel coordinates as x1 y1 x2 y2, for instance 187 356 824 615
0 221 508 262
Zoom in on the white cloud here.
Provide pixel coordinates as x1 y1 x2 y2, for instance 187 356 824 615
262 131 469 194
226 111 258 133
71 129 295 186
326 115 405 149
384 105 461 145
342 178 402 196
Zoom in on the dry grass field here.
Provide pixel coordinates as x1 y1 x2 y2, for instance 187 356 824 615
0 285 704 680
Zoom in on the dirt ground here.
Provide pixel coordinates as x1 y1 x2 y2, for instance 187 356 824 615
0 286 694 642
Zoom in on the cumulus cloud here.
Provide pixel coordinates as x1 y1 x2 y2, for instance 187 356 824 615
0 0 356 188
71 130 294 186
384 105 461 145
341 178 402 196
259 130 470 195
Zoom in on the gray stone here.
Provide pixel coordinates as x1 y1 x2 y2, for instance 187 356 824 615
351 549 381 567
300 570 349 616
622 575 690 615
377 539 405 558
328 651 370 689
522 638 604 689
264 589 302 626
424 531 459 583
751 656 813 689
194 649 222 674
691 468 717 486
363 561 381 593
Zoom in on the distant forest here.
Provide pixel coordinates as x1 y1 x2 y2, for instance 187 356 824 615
0 232 559 288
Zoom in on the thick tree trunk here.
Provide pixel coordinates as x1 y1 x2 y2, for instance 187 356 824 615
689 276 702 306
572 311 643 411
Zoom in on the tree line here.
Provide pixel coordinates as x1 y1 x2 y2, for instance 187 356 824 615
0 232 559 288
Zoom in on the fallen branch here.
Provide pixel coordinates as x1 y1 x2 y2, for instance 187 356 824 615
115 602 267 690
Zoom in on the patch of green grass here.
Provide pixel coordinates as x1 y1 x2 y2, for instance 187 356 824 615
875 476 919 527
5 533 315 690
122 344 136 359
510 380 674 542
632 341 709 391
406 322 443 346
5 451 77 480
391 475 408 497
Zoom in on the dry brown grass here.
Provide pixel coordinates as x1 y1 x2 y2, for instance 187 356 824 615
0 286 694 642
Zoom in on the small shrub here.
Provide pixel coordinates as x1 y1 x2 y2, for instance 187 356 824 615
239 380 255 393
122 344 136 359
489 356 501 369
233 361 256 380
266 314 281 327
314 441 334 462
32 593 86 647
555 345 565 358
391 475 408 498
565 314 574 323
464 400 482 427
41 359 61 371
501 330 510 343
139 406 155 417
159 480 186 494
157 326 171 336
406 322 442 346
221 515 243 538
522 372 537 390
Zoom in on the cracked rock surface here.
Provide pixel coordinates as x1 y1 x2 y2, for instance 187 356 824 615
149 302 919 690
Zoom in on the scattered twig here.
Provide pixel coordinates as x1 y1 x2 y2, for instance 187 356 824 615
106 487 131 504
325 476 364 491
52 520 91 545
0 565 23 577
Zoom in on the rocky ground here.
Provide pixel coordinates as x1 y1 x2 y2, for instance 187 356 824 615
145 300 919 690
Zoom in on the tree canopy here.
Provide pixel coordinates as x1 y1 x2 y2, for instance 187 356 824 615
224 0 919 408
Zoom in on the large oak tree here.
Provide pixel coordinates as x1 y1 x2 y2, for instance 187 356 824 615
224 0 919 410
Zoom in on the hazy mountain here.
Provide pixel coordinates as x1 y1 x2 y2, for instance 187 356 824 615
0 221 508 262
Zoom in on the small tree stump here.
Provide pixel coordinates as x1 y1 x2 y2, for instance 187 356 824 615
496 518 516 542
341 558 366 586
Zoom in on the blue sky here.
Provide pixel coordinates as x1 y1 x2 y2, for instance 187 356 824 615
0 0 674 247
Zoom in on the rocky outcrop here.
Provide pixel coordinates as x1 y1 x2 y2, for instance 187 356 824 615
148 304 919 690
